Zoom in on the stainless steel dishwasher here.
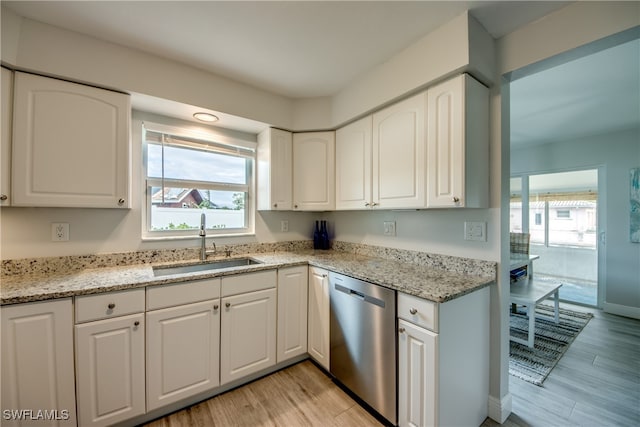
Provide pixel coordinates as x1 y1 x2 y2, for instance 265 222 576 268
329 272 396 425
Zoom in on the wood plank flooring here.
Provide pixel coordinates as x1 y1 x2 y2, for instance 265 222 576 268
142 360 382 427
483 304 640 427
145 304 639 427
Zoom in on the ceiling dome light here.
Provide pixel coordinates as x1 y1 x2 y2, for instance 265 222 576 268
193 112 219 122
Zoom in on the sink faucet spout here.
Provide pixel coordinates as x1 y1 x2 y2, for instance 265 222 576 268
199 212 206 261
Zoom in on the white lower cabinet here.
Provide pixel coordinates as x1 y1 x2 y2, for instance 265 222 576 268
75 314 145 427
307 266 330 370
220 271 277 385
277 265 308 362
397 287 490 427
74 289 146 427
1 298 77 427
398 319 438 427
146 299 220 411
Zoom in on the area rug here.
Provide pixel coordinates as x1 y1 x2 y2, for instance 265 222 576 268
509 304 593 386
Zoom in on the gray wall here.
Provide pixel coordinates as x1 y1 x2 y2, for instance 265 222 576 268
511 127 640 312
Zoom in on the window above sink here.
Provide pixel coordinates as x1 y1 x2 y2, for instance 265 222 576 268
141 119 256 240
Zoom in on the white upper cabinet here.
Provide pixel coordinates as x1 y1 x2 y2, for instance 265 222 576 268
12 72 131 208
426 74 489 208
372 92 427 209
257 128 293 210
336 116 373 210
292 131 335 211
1 67 12 206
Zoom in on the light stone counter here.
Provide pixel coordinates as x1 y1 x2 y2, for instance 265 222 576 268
1 243 496 305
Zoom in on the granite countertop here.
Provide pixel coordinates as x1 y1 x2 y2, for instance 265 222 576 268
0 250 495 305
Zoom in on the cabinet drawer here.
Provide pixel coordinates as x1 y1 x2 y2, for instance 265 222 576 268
146 278 221 311
221 270 277 297
75 289 145 324
397 292 438 332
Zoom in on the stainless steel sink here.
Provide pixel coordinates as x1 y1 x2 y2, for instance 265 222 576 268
152 258 262 277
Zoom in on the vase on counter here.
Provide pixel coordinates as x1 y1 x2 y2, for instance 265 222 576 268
313 221 322 249
320 220 330 250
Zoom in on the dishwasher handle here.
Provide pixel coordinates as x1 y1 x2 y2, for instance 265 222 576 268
334 283 386 308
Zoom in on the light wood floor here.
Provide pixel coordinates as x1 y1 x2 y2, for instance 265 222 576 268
145 304 639 427
143 360 383 427
484 304 640 427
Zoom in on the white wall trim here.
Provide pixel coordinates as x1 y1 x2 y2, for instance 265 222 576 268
488 393 513 424
603 302 640 320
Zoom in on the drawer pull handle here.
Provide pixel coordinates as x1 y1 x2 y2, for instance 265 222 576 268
0 195 7 201
107 303 116 310
453 196 460 203
118 198 125 206
134 321 140 327
213 304 219 310
409 308 418 315
398 327 405 334
225 302 231 308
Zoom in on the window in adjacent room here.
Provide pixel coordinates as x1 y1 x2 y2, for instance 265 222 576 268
142 122 255 239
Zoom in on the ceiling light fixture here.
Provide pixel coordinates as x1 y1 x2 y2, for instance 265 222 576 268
193 112 219 123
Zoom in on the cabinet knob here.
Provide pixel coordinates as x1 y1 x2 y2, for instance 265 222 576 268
107 303 116 310
322 274 328 278
213 304 219 310
294 204 298 209
399 327 406 334
0 195 7 201
134 321 140 327
365 202 370 207
225 302 231 308
118 198 125 206
273 203 278 208
371 202 379 207
409 308 418 315
452 196 460 203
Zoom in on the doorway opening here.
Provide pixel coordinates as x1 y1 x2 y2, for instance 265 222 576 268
510 169 599 306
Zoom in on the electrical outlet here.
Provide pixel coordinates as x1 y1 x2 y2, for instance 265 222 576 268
383 221 396 236
51 223 69 242
280 220 289 232
464 221 486 241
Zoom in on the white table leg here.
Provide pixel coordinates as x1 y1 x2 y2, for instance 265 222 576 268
527 304 535 348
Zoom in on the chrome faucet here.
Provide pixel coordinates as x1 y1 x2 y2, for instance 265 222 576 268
199 213 207 261
199 213 217 261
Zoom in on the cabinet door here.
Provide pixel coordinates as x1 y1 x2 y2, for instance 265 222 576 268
220 288 276 385
1 299 77 427
426 76 464 208
257 128 292 210
12 72 130 208
372 92 426 209
75 313 145 427
398 319 438 427
1 67 12 206
336 116 372 210
146 299 220 411
277 266 308 363
292 132 335 211
307 266 330 370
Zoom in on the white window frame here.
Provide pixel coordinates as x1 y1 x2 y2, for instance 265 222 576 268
142 121 256 240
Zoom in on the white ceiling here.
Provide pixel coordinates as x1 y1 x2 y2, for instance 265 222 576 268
3 1 570 99
510 38 640 149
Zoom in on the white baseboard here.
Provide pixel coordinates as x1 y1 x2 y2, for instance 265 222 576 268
487 393 512 424
603 302 640 319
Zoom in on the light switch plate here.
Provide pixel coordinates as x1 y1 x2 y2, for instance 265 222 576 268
464 221 486 241
383 221 396 236
280 220 289 232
